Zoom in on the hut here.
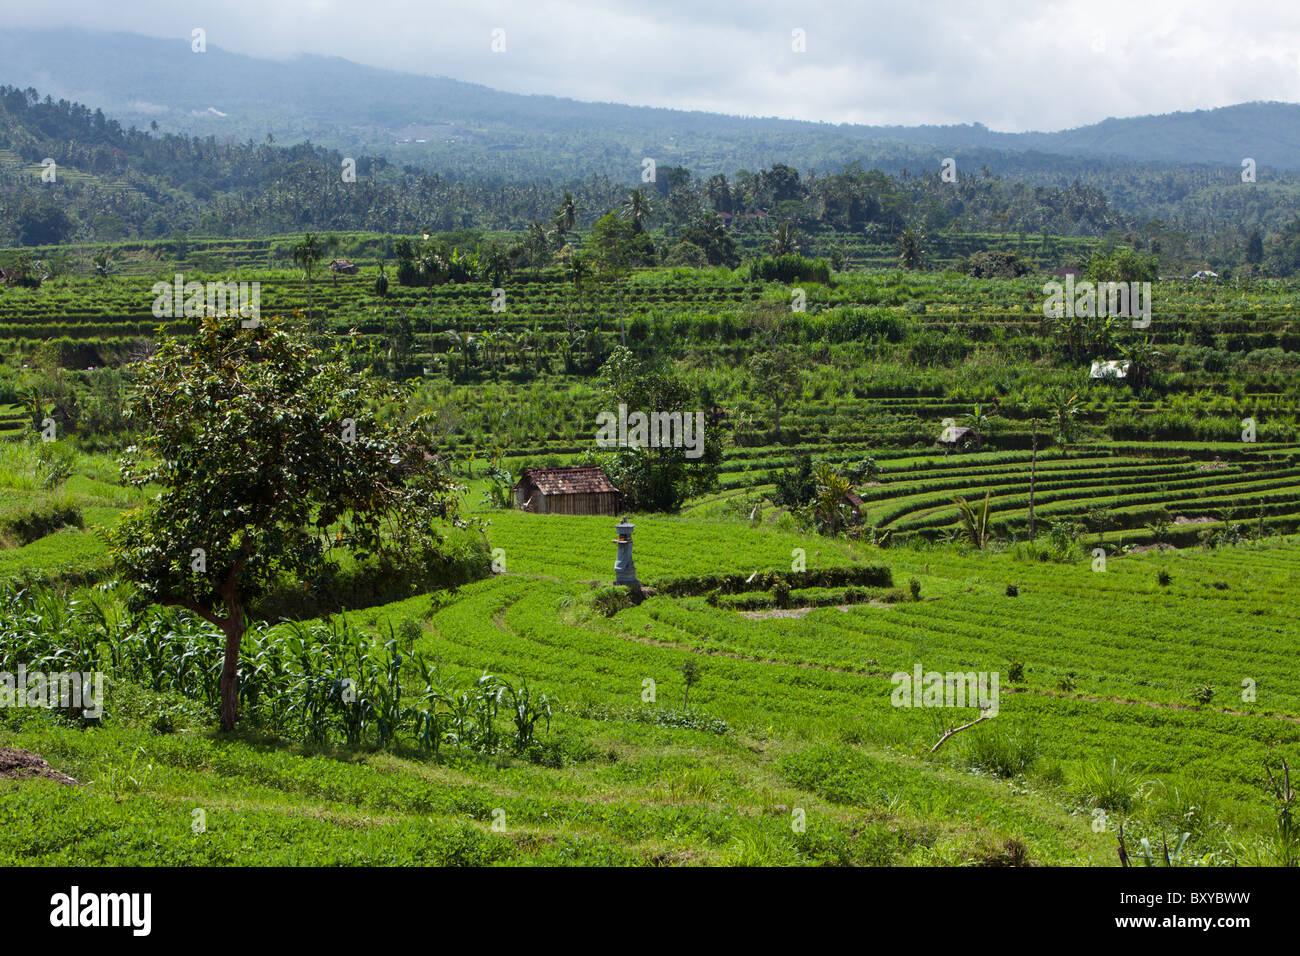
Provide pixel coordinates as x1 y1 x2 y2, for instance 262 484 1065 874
514 466 621 515
329 259 360 275
1090 359 1129 379
938 425 974 450
842 490 865 525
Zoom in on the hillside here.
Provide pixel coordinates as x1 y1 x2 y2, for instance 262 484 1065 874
4 27 1300 179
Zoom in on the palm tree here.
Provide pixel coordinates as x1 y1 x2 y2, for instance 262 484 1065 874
620 189 653 233
525 222 551 275
1051 387 1082 456
953 490 992 548
418 248 447 363
1120 335 1163 393
770 222 799 256
962 403 993 450
898 226 926 270
553 192 577 242
291 233 335 325
91 248 115 281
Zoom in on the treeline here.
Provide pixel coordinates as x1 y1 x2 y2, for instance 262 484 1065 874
5 84 1300 276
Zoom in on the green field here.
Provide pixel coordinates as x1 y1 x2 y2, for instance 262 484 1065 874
2 239 1299 867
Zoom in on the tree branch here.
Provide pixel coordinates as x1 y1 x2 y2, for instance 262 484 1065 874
930 712 992 753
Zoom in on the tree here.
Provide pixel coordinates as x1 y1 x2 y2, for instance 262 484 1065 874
809 462 853 536
588 346 723 511
525 222 552 274
681 659 700 709
898 226 926 270
962 403 993 449
953 490 992 549
291 233 336 326
1245 229 1264 265
17 195 75 246
619 189 653 234
112 318 466 730
748 350 801 438
480 242 511 288
1051 387 1082 456
1086 247 1158 284
553 192 577 241
770 222 799 256
1120 335 1163 393
91 248 116 281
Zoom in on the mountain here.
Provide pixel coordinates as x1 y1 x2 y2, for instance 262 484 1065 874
3 27 1300 181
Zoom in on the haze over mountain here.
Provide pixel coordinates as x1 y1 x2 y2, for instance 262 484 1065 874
3 28 1300 182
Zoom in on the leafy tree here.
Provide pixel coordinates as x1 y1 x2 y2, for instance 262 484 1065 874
1086 247 1159 283
681 659 700 708
748 349 801 438
1120 335 1163 392
589 346 722 511
1246 228 1264 265
773 453 816 508
16 195 75 246
112 318 467 730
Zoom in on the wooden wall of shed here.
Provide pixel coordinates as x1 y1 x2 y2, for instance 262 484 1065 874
535 492 619 516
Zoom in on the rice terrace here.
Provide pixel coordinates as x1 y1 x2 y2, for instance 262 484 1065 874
1 12 1300 890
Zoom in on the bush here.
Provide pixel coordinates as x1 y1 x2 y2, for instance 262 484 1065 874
909 578 921 601
746 254 831 285
963 724 1039 778
1074 758 1145 813
590 585 633 617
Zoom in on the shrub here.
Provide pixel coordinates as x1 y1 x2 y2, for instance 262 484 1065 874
1075 758 1145 813
963 724 1039 778
771 577 791 609
1157 569 1172 587
1007 660 1025 683
909 578 921 601
590 585 633 617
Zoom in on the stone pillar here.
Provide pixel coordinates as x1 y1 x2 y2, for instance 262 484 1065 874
613 518 638 586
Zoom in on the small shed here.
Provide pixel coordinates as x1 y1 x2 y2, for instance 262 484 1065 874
1090 359 1129 379
514 466 621 515
938 425 974 449
842 490 865 525
329 259 360 275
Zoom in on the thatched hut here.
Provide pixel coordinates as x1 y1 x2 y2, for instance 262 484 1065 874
514 466 621 515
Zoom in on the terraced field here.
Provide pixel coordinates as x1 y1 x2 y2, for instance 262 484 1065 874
2 241 1299 866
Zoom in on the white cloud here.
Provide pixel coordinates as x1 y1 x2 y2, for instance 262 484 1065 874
5 0 1299 130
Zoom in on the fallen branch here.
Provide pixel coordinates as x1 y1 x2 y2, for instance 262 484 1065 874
930 712 991 753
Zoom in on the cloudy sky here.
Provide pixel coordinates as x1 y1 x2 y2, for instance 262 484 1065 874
7 0 1300 131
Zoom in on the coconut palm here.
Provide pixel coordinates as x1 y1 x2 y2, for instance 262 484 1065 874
898 226 926 270
292 231 335 325
619 189 653 233
770 222 799 256
291 233 336 325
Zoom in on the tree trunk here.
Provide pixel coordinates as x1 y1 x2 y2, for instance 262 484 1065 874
1028 428 1038 542
218 601 245 732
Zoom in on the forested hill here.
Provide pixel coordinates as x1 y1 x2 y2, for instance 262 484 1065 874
3 27 1300 181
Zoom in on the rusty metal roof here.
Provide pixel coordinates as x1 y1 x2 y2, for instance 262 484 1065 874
516 466 619 496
